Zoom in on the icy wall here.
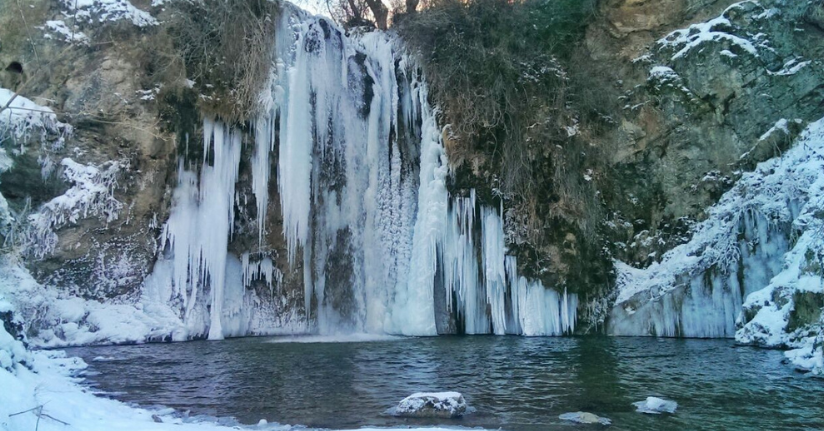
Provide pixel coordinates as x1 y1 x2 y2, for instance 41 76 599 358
609 116 824 372
141 9 577 340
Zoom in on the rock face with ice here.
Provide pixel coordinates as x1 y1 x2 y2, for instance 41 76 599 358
609 118 824 373
389 392 468 419
1 4 577 344
0 0 822 379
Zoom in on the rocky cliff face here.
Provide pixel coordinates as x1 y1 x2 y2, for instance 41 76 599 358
0 0 306 341
0 0 175 300
592 0 824 326
0 0 822 353
426 0 824 332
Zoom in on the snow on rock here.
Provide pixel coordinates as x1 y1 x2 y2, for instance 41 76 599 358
610 115 824 374
768 59 812 77
657 1 762 61
559 412 611 425
0 88 63 142
610 117 824 340
388 392 468 418
26 158 122 258
633 397 678 414
42 20 89 45
733 119 824 376
0 260 181 347
60 0 158 27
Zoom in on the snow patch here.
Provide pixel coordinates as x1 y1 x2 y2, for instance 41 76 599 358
60 0 158 27
657 2 761 61
42 20 89 45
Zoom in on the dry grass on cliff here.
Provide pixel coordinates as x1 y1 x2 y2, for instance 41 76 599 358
155 0 281 124
398 0 613 236
398 0 601 195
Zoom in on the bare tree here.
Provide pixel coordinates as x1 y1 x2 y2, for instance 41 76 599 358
364 0 389 29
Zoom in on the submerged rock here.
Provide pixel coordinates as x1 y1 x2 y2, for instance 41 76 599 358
388 392 468 418
559 411 611 425
633 397 678 414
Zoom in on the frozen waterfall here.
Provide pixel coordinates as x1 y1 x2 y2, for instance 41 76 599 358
143 7 577 340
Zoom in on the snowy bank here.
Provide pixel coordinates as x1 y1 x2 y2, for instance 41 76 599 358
0 302 488 431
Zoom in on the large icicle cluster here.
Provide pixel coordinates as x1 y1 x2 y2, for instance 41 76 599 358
116 6 578 341
251 10 576 336
440 194 577 335
609 117 824 373
153 120 242 340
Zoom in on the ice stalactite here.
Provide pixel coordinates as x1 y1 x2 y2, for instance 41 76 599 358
482 206 508 335
252 13 445 335
438 199 577 336
241 252 282 293
156 119 242 340
441 192 487 334
252 117 275 250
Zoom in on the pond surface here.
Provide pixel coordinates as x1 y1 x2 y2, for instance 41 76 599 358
66 336 824 430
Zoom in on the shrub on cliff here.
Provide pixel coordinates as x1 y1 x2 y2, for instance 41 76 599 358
161 0 281 124
399 0 618 289
397 0 599 197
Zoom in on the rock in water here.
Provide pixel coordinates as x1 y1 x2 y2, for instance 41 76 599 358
389 392 468 418
633 397 677 414
559 411 611 425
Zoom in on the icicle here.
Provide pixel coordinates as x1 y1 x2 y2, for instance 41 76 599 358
482 207 507 334
252 118 274 249
277 21 314 266
155 118 242 340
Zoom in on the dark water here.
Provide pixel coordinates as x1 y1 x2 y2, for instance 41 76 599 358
66 336 824 430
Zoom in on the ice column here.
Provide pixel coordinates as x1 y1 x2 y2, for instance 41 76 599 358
159 119 242 340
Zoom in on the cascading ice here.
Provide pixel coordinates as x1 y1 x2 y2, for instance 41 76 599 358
144 6 578 339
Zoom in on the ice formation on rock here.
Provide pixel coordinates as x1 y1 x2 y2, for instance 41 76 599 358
140 8 576 340
610 117 824 372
